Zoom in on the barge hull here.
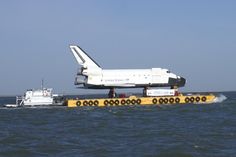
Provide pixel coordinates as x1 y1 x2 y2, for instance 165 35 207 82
67 94 216 107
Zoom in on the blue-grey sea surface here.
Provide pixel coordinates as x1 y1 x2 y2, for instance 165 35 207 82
0 92 235 157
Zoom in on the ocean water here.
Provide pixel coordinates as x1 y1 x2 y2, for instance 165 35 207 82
0 92 235 157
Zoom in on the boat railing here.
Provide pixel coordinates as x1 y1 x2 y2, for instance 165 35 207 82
16 96 24 106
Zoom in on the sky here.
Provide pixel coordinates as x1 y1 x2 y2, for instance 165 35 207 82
0 0 236 95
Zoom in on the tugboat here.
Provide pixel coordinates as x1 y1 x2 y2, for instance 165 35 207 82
4 81 65 108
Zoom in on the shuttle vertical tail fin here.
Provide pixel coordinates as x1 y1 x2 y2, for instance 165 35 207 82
70 45 101 69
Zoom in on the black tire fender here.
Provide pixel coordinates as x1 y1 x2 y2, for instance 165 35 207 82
94 100 99 106
152 98 158 104
195 97 200 102
201 96 207 102
83 101 88 106
110 100 114 106
137 99 141 105
159 98 164 104
164 98 169 104
104 100 109 106
126 99 131 105
169 98 175 104
121 99 126 105
76 101 81 106
114 100 119 106
131 99 136 105
89 100 93 106
185 97 190 103
190 97 195 103
175 98 180 103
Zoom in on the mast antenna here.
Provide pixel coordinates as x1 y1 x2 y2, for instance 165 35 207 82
41 79 44 90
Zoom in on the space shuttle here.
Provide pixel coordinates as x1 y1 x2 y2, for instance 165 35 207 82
70 45 186 91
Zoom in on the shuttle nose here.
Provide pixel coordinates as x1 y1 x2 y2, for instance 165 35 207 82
168 77 186 87
178 77 186 87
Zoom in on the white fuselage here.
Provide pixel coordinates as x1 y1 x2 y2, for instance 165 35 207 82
101 68 175 85
75 67 183 88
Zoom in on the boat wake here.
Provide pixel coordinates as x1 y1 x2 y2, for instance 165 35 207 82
213 94 227 103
